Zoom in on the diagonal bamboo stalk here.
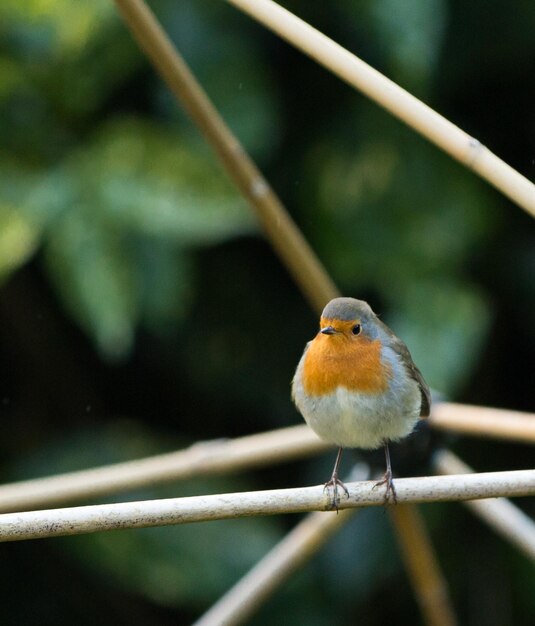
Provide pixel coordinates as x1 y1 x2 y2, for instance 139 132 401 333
389 505 458 626
194 510 357 626
192 466 367 626
434 450 535 561
113 0 338 313
224 0 535 216
1 469 534 543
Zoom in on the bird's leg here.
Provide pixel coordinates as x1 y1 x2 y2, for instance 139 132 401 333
373 442 397 504
323 447 349 511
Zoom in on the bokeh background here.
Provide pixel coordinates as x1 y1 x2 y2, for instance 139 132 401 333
1 0 534 624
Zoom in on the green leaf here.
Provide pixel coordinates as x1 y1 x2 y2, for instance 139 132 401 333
30 118 255 356
66 118 255 246
369 0 447 89
0 0 114 58
134 239 194 334
45 209 139 360
386 280 491 395
314 121 496 286
0 204 41 283
0 0 140 128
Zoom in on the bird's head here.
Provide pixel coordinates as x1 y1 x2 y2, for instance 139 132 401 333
318 297 380 343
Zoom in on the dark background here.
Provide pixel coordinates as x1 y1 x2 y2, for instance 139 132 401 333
0 1 534 624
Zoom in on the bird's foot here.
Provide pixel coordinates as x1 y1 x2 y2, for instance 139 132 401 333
323 473 349 512
372 468 397 504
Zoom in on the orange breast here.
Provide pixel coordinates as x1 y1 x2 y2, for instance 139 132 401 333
302 334 390 396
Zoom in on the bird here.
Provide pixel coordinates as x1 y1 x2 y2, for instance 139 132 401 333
292 297 431 507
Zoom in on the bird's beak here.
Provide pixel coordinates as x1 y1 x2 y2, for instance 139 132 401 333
320 326 337 335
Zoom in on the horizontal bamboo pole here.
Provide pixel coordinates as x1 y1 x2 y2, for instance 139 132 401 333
225 0 535 216
196 469 458 626
435 451 535 561
1 467 534 543
0 403 533 513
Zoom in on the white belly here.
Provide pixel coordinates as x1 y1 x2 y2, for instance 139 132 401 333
299 385 421 449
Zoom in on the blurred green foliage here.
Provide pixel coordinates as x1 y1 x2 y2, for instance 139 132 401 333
0 0 534 625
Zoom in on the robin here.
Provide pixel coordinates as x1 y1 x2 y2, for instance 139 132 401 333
292 297 431 507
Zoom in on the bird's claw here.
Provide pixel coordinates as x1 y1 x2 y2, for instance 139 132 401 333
372 468 398 504
323 474 349 512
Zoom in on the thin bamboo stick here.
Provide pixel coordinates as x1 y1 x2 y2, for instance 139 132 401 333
193 466 367 626
1 469 533 543
195 510 357 626
390 505 458 626
434 450 535 561
429 404 535 444
194 509 357 626
113 0 338 313
224 0 535 216
0 426 327 513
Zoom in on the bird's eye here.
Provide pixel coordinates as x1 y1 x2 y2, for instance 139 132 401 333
352 324 361 335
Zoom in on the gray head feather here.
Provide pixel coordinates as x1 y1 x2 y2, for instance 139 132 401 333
321 297 374 322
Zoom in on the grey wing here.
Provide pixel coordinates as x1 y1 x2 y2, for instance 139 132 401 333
379 322 431 417
407 356 431 417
